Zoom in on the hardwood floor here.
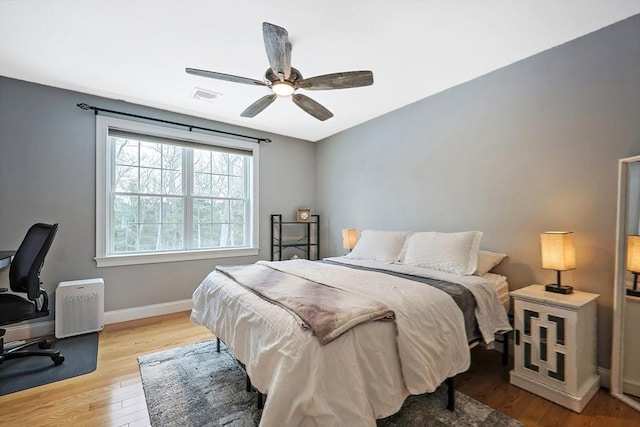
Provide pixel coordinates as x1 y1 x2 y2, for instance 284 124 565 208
1 311 639 426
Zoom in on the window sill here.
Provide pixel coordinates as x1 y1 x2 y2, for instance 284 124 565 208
95 247 260 267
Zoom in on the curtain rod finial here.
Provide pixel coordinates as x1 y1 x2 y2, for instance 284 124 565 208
77 103 91 110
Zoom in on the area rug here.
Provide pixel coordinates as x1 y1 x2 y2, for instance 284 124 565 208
0 332 99 396
139 340 522 427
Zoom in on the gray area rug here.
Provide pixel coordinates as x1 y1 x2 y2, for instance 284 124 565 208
139 340 522 427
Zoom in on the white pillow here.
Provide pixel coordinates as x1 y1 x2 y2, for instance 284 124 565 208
346 230 410 263
402 231 483 275
474 250 507 276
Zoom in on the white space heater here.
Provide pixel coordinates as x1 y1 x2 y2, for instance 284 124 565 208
55 278 105 338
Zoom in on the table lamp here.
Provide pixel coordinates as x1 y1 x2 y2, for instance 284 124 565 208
626 235 640 297
540 231 576 294
342 228 357 253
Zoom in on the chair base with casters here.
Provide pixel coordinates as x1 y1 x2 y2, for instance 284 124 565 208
0 292 65 366
0 330 64 366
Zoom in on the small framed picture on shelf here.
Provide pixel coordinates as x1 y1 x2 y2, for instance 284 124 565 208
296 208 311 223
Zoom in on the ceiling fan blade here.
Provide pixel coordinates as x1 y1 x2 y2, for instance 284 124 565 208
241 94 277 118
186 68 267 86
292 94 333 121
297 71 374 90
263 22 292 80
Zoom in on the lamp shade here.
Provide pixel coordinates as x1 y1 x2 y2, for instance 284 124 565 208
540 231 576 271
627 235 640 273
342 228 358 250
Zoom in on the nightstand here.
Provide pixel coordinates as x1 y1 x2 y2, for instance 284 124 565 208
509 285 600 413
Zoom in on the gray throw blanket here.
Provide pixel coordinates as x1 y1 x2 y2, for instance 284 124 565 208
216 264 395 345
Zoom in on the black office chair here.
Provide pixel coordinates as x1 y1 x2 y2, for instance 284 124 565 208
0 223 64 366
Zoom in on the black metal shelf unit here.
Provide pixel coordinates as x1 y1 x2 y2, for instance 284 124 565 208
270 214 320 261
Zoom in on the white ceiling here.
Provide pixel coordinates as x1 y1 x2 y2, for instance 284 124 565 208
1 1 639 142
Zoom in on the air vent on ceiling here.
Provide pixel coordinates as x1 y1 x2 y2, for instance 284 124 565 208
191 87 222 103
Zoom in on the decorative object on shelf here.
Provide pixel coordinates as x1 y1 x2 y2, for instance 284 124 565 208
296 209 311 223
627 235 640 297
342 228 357 252
540 231 576 294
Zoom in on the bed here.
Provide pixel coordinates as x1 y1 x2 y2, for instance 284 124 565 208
191 230 512 427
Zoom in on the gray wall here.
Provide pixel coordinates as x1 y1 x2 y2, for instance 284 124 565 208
0 77 315 312
315 15 640 368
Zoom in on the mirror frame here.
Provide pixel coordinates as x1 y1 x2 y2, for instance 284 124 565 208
611 155 640 411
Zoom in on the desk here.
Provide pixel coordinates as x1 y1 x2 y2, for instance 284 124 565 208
0 251 14 271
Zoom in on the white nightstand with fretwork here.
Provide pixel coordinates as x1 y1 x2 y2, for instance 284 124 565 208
509 285 600 413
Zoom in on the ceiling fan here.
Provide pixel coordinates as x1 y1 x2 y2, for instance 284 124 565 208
186 22 374 121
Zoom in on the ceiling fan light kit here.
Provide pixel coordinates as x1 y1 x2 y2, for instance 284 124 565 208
186 22 373 121
271 81 295 97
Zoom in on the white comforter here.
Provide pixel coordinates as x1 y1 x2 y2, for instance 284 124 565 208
191 258 509 427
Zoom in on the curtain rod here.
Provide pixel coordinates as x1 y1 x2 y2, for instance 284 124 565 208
76 103 271 144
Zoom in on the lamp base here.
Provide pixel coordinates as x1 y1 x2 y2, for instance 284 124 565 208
545 284 574 294
626 288 640 297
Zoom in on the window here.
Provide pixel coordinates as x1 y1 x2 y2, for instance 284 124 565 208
96 116 259 267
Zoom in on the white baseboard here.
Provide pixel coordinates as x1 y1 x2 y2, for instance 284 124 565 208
598 367 611 389
103 299 193 325
623 378 640 397
2 299 193 342
2 320 55 343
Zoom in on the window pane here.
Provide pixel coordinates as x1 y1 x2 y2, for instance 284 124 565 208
163 197 184 224
161 223 183 250
139 223 160 251
193 198 213 224
139 167 161 194
230 200 245 224
113 194 139 253
115 138 138 166
231 223 245 246
211 175 229 197
115 165 139 193
229 176 245 198
163 145 182 170
193 223 213 249
114 195 138 225
139 141 162 167
211 152 228 175
163 169 182 195
194 150 211 173
210 223 231 247
113 224 138 253
212 200 230 223
140 196 160 224
229 155 244 176
194 172 211 197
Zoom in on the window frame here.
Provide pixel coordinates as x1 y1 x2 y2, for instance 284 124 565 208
95 115 259 267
